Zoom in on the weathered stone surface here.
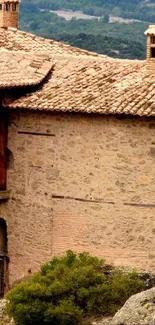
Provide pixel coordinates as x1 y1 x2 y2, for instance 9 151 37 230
92 317 112 325
0 299 13 325
110 287 155 325
0 299 7 320
3 112 155 286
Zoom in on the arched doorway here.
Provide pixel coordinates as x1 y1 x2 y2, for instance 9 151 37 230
0 218 8 297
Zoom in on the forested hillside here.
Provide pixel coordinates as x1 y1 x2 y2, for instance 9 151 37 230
22 0 155 22
19 0 154 59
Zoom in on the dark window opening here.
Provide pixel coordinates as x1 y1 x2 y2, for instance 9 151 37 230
5 3 10 11
12 3 16 11
151 47 155 58
0 218 8 298
0 219 7 255
151 36 155 44
0 4 2 10
6 149 14 170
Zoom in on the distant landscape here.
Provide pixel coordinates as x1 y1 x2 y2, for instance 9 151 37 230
20 0 155 59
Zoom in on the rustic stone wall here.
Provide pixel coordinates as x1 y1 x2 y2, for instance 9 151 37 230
1 111 155 285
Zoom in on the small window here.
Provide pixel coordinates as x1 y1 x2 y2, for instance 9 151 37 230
151 47 155 58
0 4 2 10
151 36 155 44
5 3 10 11
12 3 16 11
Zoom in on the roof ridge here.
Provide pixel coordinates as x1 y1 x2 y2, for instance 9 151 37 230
4 27 101 57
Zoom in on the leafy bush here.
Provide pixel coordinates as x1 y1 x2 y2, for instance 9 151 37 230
6 251 145 325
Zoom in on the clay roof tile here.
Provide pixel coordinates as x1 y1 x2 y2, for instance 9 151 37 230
1 28 155 117
0 48 53 88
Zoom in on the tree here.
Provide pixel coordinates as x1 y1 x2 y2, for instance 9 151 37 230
6 251 145 325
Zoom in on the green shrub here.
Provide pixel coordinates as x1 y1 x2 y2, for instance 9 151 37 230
6 251 145 325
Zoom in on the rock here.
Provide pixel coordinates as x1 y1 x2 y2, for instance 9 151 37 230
92 317 112 325
0 299 7 319
110 287 155 325
0 299 14 325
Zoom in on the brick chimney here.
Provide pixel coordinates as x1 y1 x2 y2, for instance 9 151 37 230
0 0 20 29
145 25 155 70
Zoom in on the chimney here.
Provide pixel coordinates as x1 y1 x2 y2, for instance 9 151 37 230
145 25 155 71
0 0 20 29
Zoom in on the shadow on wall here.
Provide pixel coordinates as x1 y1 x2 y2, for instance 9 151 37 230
6 149 14 169
0 218 9 297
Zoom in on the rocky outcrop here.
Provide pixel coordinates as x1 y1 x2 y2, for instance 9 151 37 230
110 287 155 325
0 299 7 319
92 317 112 325
0 299 14 325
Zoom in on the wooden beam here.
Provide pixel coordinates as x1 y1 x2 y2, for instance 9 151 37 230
0 191 10 200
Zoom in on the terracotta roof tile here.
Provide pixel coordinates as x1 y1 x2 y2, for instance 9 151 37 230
0 49 53 88
0 27 101 57
3 0 20 2
1 28 155 117
5 55 154 117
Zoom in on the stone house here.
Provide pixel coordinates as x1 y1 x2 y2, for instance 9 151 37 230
0 0 155 296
